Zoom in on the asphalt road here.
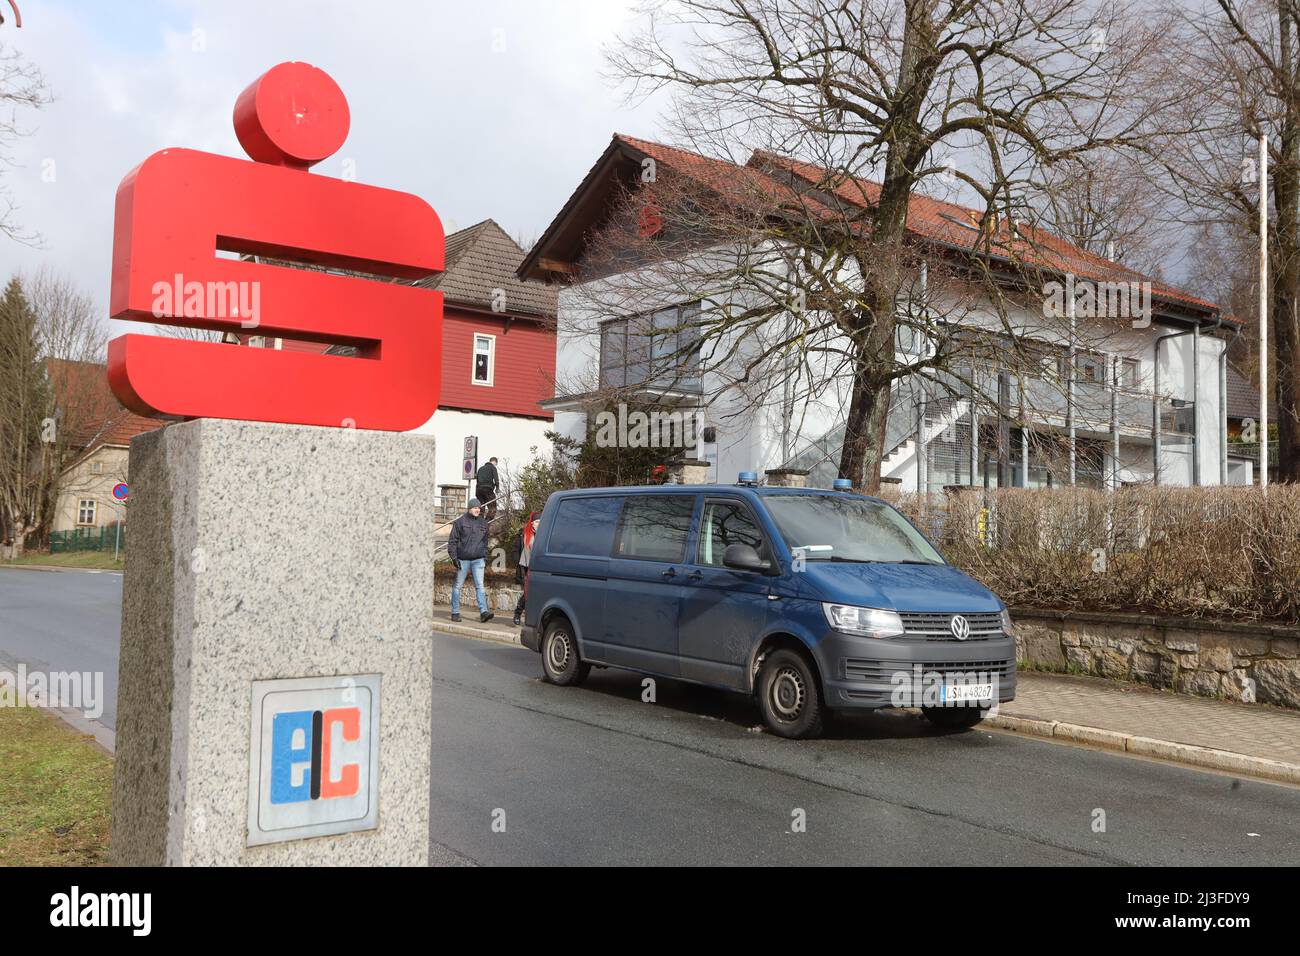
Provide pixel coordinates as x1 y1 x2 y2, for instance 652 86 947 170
430 634 1300 865
3 567 1298 865
0 567 122 729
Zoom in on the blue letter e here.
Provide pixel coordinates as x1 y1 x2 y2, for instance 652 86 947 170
270 710 314 804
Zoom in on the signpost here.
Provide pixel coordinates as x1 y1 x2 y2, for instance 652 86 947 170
463 435 478 504
110 484 128 561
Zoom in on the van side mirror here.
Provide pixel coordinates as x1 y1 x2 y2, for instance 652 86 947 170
723 543 770 573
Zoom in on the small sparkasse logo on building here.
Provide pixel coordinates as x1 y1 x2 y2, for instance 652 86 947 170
950 615 970 641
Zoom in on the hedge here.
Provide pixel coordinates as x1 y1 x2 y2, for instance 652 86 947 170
885 486 1300 624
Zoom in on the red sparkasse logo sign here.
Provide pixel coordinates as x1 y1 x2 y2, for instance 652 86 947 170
106 62 446 432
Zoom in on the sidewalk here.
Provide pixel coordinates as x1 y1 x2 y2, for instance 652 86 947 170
432 606 521 645
993 671 1300 785
430 607 1300 785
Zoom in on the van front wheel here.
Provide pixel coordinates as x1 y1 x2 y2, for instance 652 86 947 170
757 649 823 739
541 619 590 686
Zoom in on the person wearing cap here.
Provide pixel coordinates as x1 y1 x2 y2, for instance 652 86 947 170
448 497 493 623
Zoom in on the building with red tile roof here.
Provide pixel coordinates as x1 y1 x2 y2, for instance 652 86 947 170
44 359 165 534
237 218 559 495
520 134 1251 489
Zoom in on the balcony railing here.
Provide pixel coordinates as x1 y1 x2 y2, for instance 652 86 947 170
915 368 1165 435
1229 441 1280 468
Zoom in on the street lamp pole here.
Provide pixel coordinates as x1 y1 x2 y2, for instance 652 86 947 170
1260 132 1269 489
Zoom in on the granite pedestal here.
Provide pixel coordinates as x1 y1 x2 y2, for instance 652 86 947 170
109 419 435 865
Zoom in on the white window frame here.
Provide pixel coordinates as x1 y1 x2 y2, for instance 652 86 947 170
1119 357 1141 389
77 499 97 526
598 301 703 393
472 333 495 387
89 460 104 475
1073 349 1107 385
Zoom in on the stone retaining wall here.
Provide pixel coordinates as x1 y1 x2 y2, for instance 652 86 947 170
430 575 1300 709
435 575 521 613
1012 609 1300 708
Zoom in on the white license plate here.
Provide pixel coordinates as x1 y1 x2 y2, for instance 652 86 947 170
940 683 993 703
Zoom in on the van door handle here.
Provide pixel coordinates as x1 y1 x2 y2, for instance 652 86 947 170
685 571 703 581
661 568 676 579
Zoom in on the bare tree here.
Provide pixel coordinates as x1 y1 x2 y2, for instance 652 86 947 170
1183 218 1263 380
1143 0 1300 480
0 270 112 557
0 40 49 244
1031 153 1175 278
29 269 113 543
28 266 106 363
588 0 1182 491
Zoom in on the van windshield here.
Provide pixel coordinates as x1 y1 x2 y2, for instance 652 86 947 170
763 495 945 565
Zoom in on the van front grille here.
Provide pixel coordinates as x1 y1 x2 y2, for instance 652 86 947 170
843 658 1016 683
898 611 1003 640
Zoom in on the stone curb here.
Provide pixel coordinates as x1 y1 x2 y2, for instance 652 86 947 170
431 621 522 647
0 564 122 574
986 713 1300 785
49 705 116 757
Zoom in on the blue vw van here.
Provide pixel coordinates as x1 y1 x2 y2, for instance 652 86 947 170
520 477 1016 739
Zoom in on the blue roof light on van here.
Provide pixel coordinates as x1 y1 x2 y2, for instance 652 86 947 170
737 471 759 486
832 478 853 491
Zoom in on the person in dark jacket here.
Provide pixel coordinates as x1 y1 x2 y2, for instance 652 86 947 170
512 513 540 627
475 457 499 519
448 498 493 623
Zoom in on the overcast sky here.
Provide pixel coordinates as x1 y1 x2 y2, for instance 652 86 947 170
0 0 664 338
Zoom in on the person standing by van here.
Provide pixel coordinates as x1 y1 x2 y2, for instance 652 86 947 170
448 498 493 623
512 512 540 627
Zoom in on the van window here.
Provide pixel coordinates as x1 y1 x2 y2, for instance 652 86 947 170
764 494 945 564
696 500 764 567
613 495 695 562
547 497 624 556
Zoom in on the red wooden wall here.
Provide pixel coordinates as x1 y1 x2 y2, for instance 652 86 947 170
239 304 555 419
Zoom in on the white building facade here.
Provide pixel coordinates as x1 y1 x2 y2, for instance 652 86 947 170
522 136 1242 491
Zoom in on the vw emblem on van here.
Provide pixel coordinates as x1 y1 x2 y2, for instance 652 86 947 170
950 615 971 641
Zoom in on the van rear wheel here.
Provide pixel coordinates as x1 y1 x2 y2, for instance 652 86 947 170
922 706 987 730
757 649 823 739
541 619 590 686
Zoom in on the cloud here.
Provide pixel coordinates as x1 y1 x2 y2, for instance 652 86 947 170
1 0 663 344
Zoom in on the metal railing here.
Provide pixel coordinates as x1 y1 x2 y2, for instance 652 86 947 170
49 525 126 554
1228 441 1280 469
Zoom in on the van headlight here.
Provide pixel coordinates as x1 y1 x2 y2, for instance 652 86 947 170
822 603 905 639
1000 608 1013 633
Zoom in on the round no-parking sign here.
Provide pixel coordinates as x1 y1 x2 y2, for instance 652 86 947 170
112 483 129 501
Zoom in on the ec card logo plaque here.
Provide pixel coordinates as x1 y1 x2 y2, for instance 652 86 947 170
247 674 381 846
